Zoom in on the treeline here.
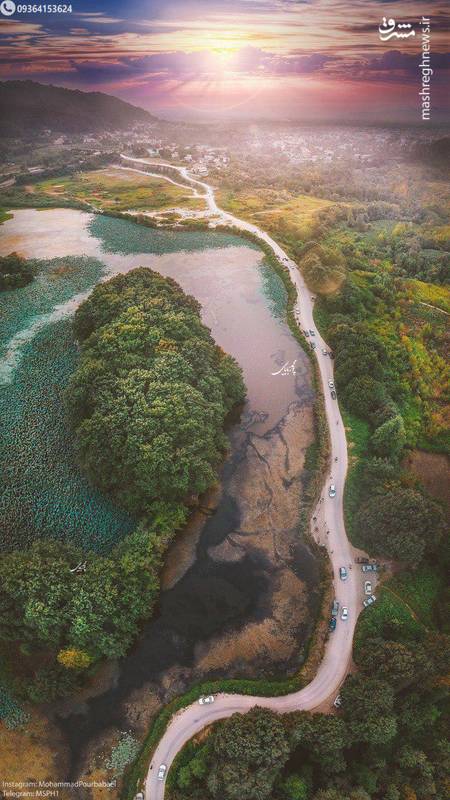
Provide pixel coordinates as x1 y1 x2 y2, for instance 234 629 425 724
321 281 446 562
0 509 182 702
0 252 34 291
0 269 245 702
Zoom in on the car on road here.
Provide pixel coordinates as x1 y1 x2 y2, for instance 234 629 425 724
328 379 335 388
331 390 336 399
339 566 348 581
329 352 335 360
304 330 310 337
329 484 336 498
364 580 372 595
329 617 337 632
309 329 315 336
322 349 328 355
341 606 349 620
158 765 167 781
333 695 342 708
198 695 215 705
363 594 377 607
362 563 380 572
331 599 339 617
311 342 316 349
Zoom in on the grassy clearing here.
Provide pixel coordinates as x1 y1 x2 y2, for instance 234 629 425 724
354 587 424 656
386 566 443 629
408 278 450 313
34 169 203 212
218 189 336 240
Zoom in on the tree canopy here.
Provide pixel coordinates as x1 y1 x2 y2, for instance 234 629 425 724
67 268 245 514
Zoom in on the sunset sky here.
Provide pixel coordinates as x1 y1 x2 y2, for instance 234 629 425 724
1 0 449 123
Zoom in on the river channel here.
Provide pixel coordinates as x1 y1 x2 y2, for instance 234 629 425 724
0 208 320 778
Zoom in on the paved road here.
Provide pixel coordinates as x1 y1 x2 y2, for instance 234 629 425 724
122 159 361 800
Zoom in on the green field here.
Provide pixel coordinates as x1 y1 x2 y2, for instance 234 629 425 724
33 168 203 212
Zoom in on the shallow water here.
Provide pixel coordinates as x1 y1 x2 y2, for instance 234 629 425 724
0 209 319 772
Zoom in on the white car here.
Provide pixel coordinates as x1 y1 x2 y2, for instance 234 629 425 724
309 329 315 336
329 484 336 498
333 694 342 708
328 379 335 388
363 594 377 607
341 606 349 620
364 580 372 595
198 695 215 705
158 764 167 781
322 349 328 356
339 566 348 581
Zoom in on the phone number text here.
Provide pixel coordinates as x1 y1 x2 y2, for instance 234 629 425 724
15 4 73 12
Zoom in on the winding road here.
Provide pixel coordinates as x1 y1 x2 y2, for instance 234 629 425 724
120 156 364 800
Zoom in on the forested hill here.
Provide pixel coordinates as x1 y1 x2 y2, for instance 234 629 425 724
0 81 155 135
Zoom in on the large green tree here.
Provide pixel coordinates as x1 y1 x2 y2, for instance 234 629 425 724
207 707 290 800
355 487 445 564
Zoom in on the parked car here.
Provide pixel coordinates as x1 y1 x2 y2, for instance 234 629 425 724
331 390 336 399
331 599 339 617
364 580 372 595
322 348 328 355
362 563 380 572
304 330 310 337
339 566 348 581
329 617 337 632
311 342 316 349
158 765 167 781
333 694 342 708
340 606 349 621
363 594 377 607
328 379 335 388
198 695 215 705
329 484 336 498
134 793 144 800
309 329 315 336
329 352 335 360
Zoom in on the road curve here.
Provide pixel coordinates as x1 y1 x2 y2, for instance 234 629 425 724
123 158 361 800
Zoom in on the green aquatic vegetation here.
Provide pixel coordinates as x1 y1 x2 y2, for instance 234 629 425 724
259 259 287 320
89 213 258 257
0 684 30 729
0 318 134 553
106 732 141 776
0 255 105 346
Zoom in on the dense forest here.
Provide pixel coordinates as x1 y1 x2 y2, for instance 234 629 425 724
67 267 245 512
0 252 34 291
0 268 245 702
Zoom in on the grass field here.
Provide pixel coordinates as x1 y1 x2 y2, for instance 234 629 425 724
34 168 203 213
386 566 443 630
354 586 425 656
218 188 336 240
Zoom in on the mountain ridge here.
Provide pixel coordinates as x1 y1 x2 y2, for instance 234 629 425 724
0 80 156 135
